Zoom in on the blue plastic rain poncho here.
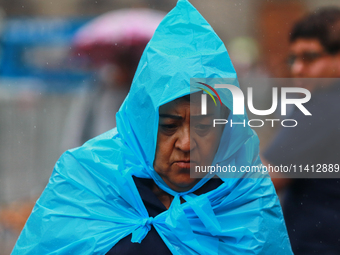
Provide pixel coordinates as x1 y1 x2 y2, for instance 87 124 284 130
12 1 292 254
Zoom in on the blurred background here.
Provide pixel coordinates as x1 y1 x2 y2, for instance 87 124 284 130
0 0 339 253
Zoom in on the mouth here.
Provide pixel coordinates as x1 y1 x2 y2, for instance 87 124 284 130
174 160 197 169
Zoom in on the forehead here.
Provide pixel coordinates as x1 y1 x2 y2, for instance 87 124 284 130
290 38 324 52
159 93 219 116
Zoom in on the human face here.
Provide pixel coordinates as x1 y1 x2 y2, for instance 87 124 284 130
153 94 225 192
288 39 340 91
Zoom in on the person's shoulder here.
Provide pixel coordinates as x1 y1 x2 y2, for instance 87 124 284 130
311 85 340 125
313 84 340 105
58 128 129 171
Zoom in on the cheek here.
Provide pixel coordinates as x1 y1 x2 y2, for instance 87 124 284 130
210 127 224 152
196 128 223 163
154 136 172 168
311 61 333 77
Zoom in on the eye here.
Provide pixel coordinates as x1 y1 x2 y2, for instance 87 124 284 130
194 124 211 136
287 52 328 66
287 55 297 67
161 124 177 129
159 124 178 135
303 52 325 63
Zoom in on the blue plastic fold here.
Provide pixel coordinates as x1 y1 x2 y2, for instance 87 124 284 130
12 0 292 254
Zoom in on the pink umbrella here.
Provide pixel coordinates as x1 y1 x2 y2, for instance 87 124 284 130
72 8 166 66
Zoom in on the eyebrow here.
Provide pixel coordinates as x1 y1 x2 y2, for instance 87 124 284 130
159 114 183 120
159 114 215 119
191 114 214 119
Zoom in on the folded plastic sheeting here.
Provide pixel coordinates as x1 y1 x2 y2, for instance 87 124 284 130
12 0 292 254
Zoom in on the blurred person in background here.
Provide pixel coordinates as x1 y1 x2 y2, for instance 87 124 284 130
262 8 340 254
61 9 165 150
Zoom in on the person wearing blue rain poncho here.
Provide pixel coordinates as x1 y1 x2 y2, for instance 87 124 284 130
12 1 292 254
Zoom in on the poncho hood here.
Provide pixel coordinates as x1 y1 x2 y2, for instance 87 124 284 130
116 0 252 195
12 0 292 254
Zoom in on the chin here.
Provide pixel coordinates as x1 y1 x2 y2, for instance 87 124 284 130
171 178 199 192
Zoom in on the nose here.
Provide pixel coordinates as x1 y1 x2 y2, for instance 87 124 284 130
291 59 305 77
175 126 194 152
